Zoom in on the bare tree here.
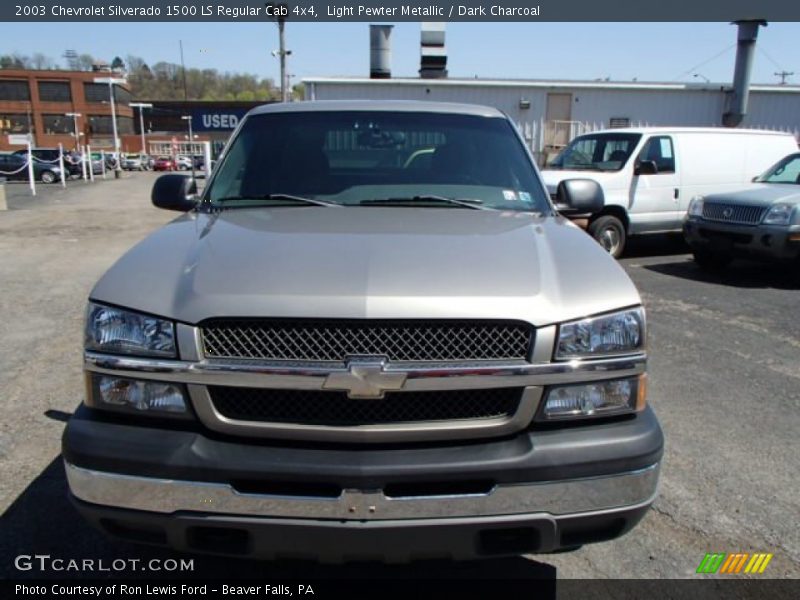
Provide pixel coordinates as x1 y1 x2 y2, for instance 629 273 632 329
31 52 57 70
77 54 95 71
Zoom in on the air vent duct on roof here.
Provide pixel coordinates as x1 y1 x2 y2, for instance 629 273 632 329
420 22 447 79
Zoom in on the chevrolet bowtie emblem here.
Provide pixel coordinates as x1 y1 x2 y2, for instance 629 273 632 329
322 357 407 399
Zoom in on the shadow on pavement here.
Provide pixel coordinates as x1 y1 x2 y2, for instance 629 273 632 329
1 457 557 585
643 258 799 290
621 234 689 259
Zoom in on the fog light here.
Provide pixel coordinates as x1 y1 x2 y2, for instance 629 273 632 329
540 376 644 421
91 375 188 416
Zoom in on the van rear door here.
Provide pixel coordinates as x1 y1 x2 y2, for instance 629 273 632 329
629 135 681 233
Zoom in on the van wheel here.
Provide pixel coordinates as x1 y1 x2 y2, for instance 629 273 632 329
692 247 731 271
40 170 56 184
589 215 626 258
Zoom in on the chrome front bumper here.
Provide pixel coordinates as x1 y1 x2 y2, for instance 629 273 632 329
65 461 660 521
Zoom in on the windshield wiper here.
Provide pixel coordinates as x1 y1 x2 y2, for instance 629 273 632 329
359 195 491 210
214 194 340 207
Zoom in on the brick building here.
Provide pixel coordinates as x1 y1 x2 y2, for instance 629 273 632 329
0 68 133 152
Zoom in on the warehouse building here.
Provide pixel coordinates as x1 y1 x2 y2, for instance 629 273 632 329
304 22 800 165
304 78 800 165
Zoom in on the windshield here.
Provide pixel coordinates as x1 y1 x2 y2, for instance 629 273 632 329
755 153 800 184
205 110 549 212
549 133 642 171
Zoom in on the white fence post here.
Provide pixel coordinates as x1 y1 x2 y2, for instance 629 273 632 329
27 140 36 197
87 146 95 182
203 141 212 179
58 144 66 188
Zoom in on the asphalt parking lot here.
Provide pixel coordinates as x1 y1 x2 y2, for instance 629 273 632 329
0 174 798 581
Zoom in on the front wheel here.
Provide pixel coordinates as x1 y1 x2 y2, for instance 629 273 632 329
692 246 731 271
40 170 56 184
588 215 626 258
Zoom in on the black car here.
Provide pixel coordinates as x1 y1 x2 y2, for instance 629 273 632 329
0 153 63 183
12 148 82 177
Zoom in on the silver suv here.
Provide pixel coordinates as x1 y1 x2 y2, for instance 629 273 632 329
64 101 662 561
684 152 800 271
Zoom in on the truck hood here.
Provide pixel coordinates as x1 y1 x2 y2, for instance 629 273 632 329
703 184 800 207
540 169 621 194
90 207 641 327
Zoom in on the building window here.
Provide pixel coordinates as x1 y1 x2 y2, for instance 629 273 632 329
88 115 134 135
83 82 130 105
114 87 131 106
38 81 72 102
0 80 31 101
117 116 133 134
42 114 73 134
0 113 31 135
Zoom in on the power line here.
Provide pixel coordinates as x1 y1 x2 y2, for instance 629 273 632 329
756 45 785 70
671 43 736 82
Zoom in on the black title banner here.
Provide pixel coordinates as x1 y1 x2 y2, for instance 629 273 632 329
3 0 800 22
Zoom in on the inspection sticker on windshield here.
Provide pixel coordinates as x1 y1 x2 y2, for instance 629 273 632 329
518 191 532 203
502 190 518 201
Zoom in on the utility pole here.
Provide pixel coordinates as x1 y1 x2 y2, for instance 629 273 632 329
181 115 196 180
65 112 81 151
130 102 152 155
774 70 794 85
179 40 188 100
94 76 127 178
268 4 291 102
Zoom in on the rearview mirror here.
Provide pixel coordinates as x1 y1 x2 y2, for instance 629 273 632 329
152 174 198 212
634 160 658 176
556 179 604 214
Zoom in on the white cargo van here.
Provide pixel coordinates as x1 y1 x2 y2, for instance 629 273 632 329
541 127 798 256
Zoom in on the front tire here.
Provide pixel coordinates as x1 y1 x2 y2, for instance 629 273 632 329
40 170 56 184
588 215 626 258
692 246 731 271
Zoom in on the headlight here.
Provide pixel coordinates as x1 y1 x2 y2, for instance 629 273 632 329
539 375 647 421
762 203 794 226
556 307 645 359
88 374 189 417
85 303 176 358
687 196 704 217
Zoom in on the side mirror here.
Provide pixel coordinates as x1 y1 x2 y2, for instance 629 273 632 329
634 160 658 176
556 179 604 214
151 174 198 212
751 175 759 182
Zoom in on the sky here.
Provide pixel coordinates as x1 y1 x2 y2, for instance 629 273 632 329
2 22 799 86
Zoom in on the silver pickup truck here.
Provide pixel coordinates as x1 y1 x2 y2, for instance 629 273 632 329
63 101 663 561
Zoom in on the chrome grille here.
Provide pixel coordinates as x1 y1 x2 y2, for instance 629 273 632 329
201 319 534 362
702 203 767 225
209 386 523 426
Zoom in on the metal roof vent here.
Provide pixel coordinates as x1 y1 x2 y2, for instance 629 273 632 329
370 25 393 79
722 20 767 127
420 22 447 79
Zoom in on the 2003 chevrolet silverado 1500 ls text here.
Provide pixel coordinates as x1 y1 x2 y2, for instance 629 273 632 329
63 101 663 562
